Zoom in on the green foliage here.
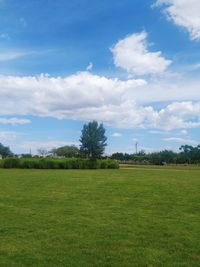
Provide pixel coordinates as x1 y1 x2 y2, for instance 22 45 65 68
179 145 200 164
0 158 20 168
0 157 119 169
51 145 79 157
111 152 133 161
80 121 107 159
111 145 200 165
19 154 32 158
0 143 13 158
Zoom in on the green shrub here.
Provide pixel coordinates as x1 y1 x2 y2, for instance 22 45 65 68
1 158 20 168
107 159 119 169
0 157 119 169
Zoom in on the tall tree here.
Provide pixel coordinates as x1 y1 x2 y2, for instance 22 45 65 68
80 121 107 159
0 143 13 158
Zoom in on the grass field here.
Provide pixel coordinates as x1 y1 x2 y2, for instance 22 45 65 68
0 167 200 266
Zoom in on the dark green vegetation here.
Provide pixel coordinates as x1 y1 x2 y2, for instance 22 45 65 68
0 143 13 158
0 167 199 266
51 145 79 158
111 145 200 165
80 120 107 159
0 158 118 169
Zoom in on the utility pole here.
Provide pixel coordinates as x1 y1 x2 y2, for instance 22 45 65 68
135 142 138 154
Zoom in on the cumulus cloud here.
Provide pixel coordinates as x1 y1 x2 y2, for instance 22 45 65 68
147 102 200 130
0 118 31 125
0 131 18 143
163 137 199 145
126 76 200 104
111 132 122 137
155 0 200 41
0 71 146 117
0 72 200 130
111 31 171 75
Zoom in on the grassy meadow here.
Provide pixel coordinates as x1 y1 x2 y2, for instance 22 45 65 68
0 167 200 266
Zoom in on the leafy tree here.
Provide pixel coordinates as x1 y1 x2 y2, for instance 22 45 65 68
52 145 79 158
111 152 125 161
179 145 200 164
0 143 13 158
80 121 107 159
37 148 48 157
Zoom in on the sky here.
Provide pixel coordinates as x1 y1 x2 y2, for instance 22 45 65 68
0 0 200 154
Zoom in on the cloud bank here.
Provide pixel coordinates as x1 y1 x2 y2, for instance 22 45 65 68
0 72 200 130
155 0 200 41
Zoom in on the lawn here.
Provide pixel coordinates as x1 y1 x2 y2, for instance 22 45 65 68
0 168 200 266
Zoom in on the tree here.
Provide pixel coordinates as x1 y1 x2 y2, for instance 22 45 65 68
80 121 107 159
111 152 125 161
51 145 79 158
0 143 13 158
37 148 48 157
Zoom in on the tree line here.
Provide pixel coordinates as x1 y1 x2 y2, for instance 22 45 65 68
110 145 200 165
1 120 200 165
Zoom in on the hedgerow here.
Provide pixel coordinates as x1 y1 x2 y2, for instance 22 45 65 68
0 158 119 169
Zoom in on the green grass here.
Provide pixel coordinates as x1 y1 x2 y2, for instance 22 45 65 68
0 168 200 267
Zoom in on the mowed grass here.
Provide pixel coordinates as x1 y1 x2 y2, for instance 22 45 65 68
0 168 200 267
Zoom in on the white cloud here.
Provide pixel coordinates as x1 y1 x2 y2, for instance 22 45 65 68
0 118 31 125
126 76 200 104
163 137 199 145
109 145 158 154
181 129 188 135
0 131 18 143
111 31 171 75
0 72 200 130
86 62 93 71
0 51 30 61
111 132 122 137
15 140 79 154
147 102 200 130
155 0 200 41
0 71 146 118
0 130 78 154
149 130 170 135
0 49 54 61
5 140 79 154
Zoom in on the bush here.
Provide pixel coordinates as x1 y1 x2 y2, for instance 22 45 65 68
99 159 119 169
0 158 119 169
1 158 20 168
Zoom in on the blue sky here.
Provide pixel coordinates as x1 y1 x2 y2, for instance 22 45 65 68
0 0 200 154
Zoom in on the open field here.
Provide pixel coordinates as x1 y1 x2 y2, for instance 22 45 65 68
0 168 200 266
120 164 200 170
